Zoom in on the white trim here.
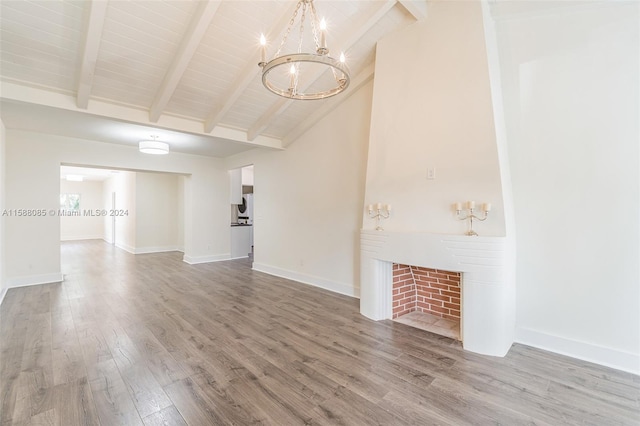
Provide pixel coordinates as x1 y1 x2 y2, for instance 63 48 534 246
135 246 183 255
114 242 185 255
398 0 428 21
1 81 283 150
115 242 136 254
228 255 249 260
252 263 359 299
183 253 231 265
61 235 104 242
516 327 640 375
6 272 64 289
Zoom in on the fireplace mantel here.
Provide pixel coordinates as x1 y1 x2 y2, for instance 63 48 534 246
360 230 515 356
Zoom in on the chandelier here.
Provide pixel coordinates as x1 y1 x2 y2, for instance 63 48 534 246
258 0 350 100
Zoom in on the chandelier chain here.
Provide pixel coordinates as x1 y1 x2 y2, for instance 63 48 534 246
308 1 321 50
275 0 302 58
297 2 305 54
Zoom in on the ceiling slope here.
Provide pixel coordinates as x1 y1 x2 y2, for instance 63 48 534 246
0 0 426 157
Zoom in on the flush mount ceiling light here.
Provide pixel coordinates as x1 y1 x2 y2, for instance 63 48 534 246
258 0 350 100
139 135 169 155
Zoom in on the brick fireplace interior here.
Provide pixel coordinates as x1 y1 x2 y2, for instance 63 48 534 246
392 263 461 341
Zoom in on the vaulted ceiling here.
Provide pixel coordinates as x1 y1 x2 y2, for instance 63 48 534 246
0 0 426 157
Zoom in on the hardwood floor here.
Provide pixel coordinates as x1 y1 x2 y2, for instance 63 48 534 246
1 240 639 425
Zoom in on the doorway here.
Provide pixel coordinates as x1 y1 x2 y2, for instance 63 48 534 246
59 165 186 254
230 165 254 261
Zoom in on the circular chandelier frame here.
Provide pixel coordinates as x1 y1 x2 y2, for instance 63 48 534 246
261 53 349 100
259 0 350 101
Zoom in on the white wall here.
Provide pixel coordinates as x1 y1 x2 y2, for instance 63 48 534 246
115 171 137 252
60 179 104 241
135 171 182 253
0 119 5 303
494 2 639 373
226 80 374 297
102 174 115 244
177 175 185 251
101 170 137 250
5 132 62 286
4 130 230 285
364 1 506 236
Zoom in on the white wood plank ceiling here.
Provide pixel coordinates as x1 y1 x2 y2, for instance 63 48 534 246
0 0 426 157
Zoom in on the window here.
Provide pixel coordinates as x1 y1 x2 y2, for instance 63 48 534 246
60 193 80 211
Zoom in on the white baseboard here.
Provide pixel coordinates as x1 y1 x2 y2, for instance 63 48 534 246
4 272 64 295
61 235 104 242
110 241 184 255
515 326 640 375
252 263 359 299
228 255 249 260
135 246 183 254
0 287 7 306
183 253 231 265
115 242 136 254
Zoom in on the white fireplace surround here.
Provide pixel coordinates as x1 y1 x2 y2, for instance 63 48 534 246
360 230 515 357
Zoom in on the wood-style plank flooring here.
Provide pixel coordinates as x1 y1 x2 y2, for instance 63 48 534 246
1 240 639 425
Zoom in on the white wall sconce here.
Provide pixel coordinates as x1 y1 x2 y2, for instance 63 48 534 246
139 135 169 155
367 203 391 231
455 200 491 236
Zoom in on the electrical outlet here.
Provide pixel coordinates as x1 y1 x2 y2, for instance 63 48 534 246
427 168 436 180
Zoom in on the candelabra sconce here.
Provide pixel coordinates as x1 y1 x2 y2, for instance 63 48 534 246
455 201 491 236
367 203 391 231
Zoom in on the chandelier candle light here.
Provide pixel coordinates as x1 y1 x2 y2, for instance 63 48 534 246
455 201 491 236
367 203 391 231
258 0 350 100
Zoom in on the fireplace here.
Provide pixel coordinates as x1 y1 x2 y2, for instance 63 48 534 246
392 264 461 340
360 230 515 357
